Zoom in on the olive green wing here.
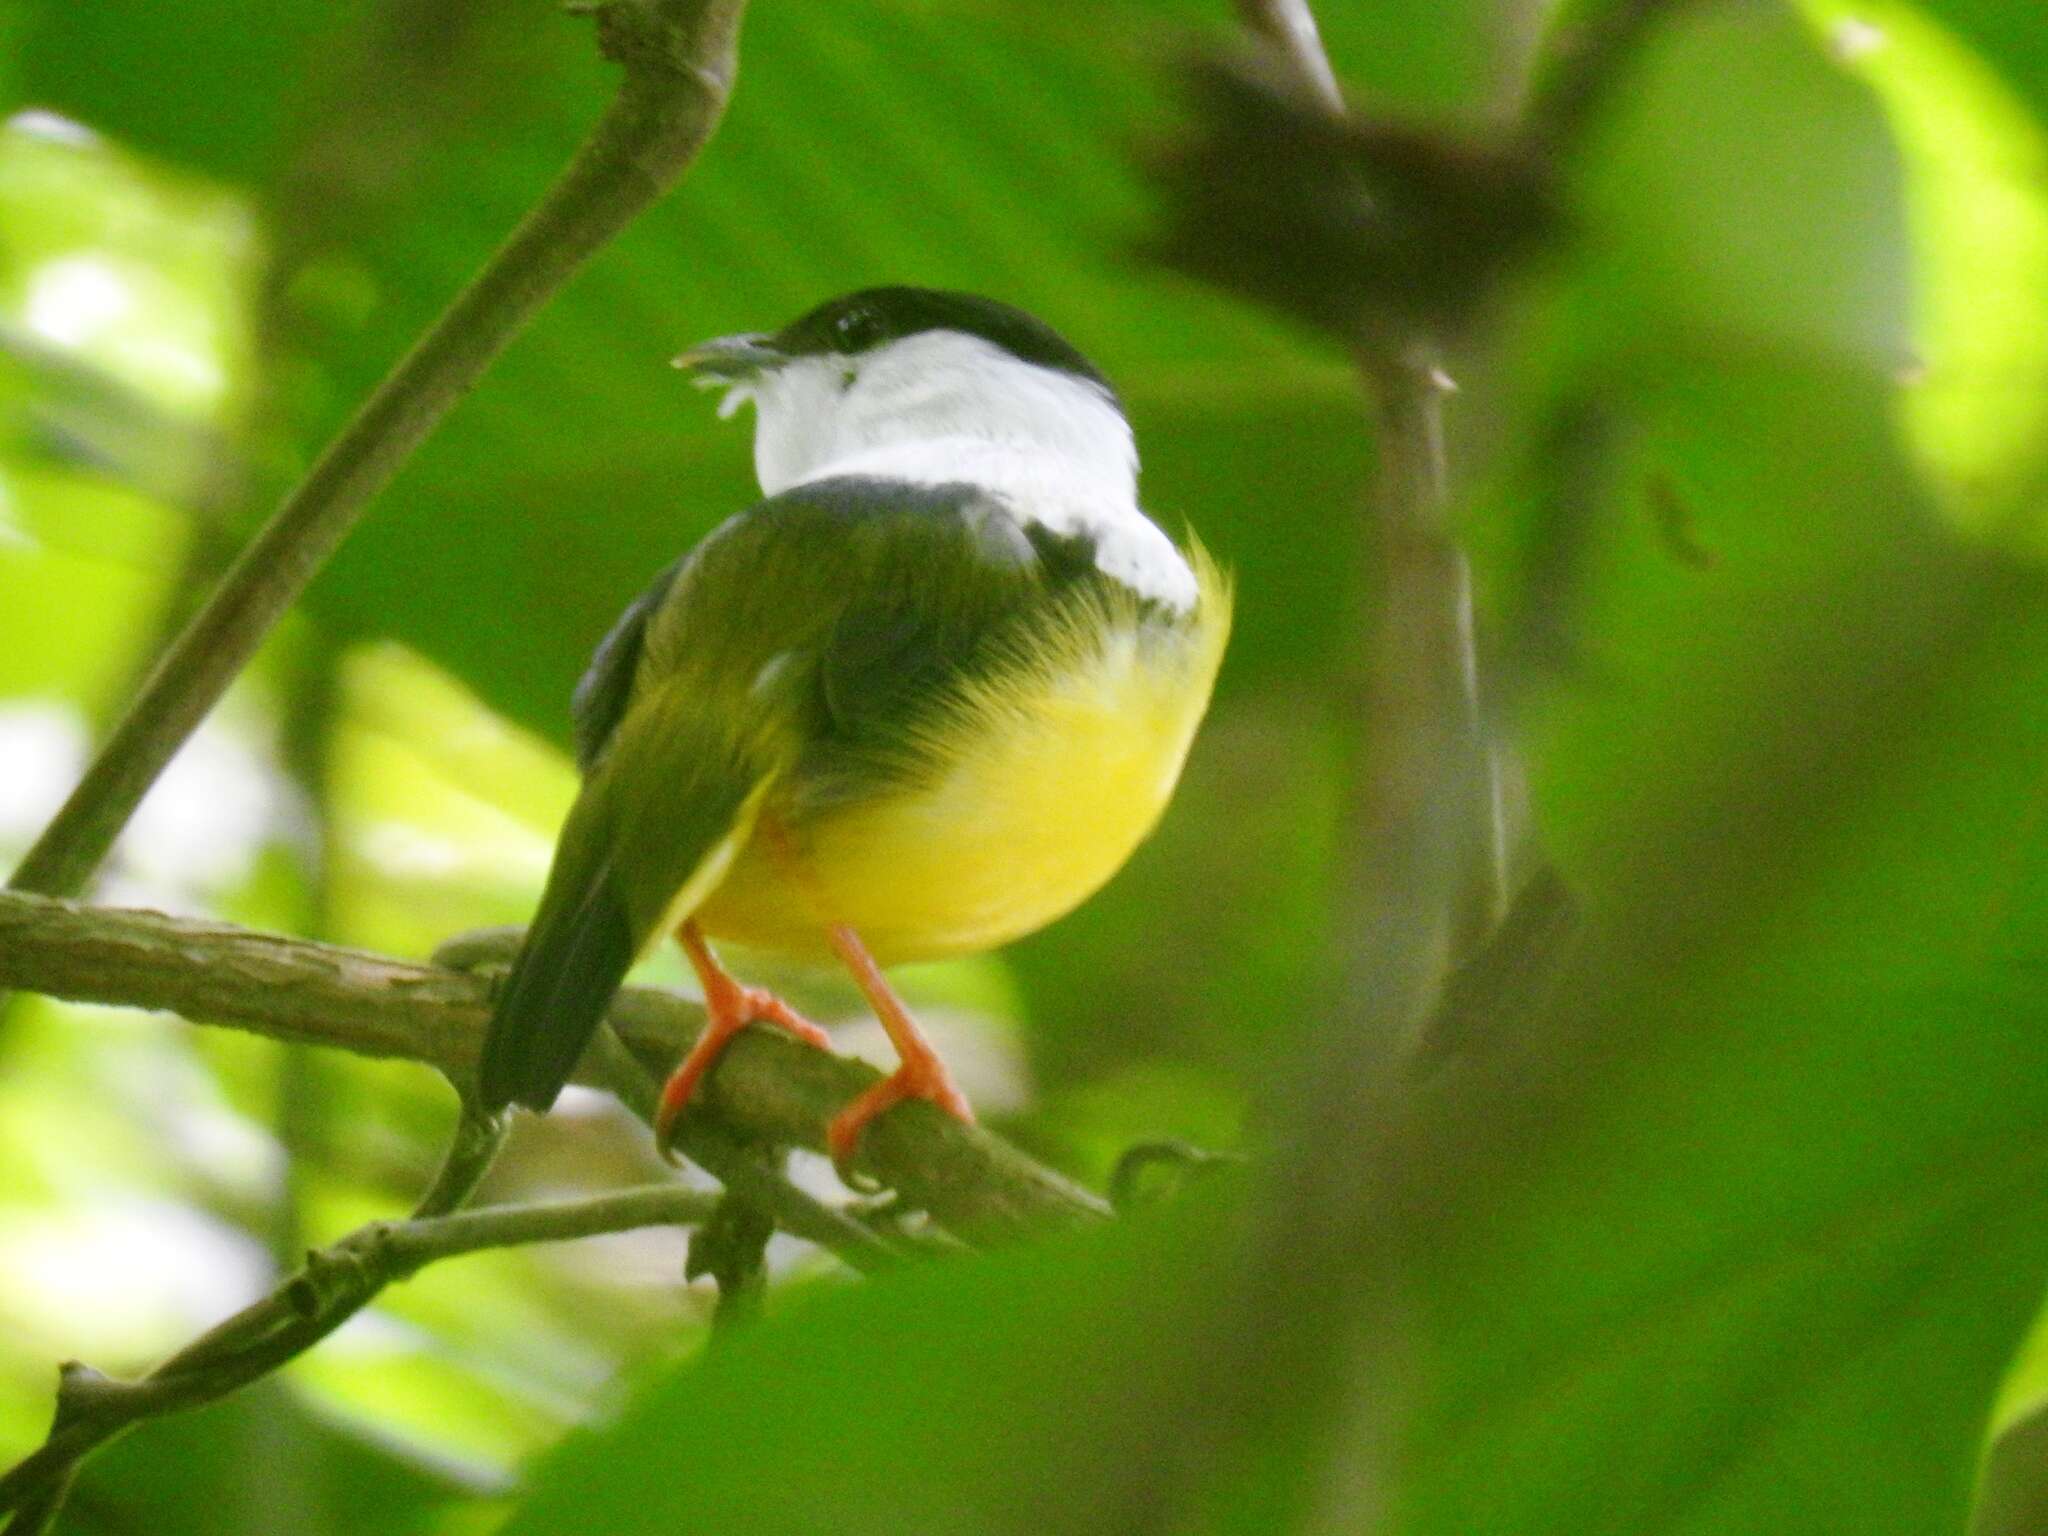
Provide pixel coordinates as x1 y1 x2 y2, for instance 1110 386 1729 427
742 480 1107 810
475 705 771 1112
476 534 798 1113
567 554 684 774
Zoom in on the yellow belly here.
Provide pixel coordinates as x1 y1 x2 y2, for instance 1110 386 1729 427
695 602 1228 965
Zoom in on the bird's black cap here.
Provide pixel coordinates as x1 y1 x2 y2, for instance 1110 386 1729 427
772 286 1115 397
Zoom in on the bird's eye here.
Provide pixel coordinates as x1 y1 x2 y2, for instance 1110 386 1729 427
832 307 882 352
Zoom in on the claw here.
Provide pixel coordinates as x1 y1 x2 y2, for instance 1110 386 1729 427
826 1056 974 1178
658 923 832 1159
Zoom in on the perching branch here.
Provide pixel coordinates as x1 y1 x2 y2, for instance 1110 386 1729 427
0 1168 724 1524
6 0 750 904
0 889 1110 1249
577 1025 917 1271
0 898 923 1271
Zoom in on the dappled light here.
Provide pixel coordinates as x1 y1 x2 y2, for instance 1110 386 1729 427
2 2 2048 1533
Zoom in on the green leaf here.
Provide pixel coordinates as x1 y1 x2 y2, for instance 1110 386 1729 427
16 2 347 186
1917 0 2048 118
1401 361 2048 1533
68 1378 477 1536
1800 1 2048 544
497 1202 1233 1536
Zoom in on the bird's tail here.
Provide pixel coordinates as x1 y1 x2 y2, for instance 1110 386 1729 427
477 775 759 1113
477 793 639 1112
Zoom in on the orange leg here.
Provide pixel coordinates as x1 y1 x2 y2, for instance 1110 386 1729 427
823 923 974 1171
653 921 831 1159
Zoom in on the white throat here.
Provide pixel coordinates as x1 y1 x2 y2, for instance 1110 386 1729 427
728 331 1197 608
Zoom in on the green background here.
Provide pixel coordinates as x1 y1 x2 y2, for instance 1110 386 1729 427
2 0 2047 1530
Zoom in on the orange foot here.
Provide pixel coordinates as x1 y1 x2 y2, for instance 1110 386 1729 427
826 1053 974 1173
654 922 830 1159
823 923 974 1175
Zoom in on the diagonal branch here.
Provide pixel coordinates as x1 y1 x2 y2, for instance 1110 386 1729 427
0 1107 504 1528
6 0 750 905
0 889 1110 1247
0 1173 725 1524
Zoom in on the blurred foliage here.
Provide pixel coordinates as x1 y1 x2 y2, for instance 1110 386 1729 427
1 0 2047 1531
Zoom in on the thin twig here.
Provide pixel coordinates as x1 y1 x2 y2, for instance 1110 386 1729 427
1230 0 1343 113
1237 0 1509 1009
0 1178 723 1521
1349 338 1506 1025
411 1103 510 1218
0 890 1111 1248
358 1183 726 1271
1 1108 509 1522
5 0 751 904
581 1028 913 1272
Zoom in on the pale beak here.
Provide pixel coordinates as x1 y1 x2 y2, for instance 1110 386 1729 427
670 332 783 381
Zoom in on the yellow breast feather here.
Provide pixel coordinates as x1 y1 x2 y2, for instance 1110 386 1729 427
696 544 1231 964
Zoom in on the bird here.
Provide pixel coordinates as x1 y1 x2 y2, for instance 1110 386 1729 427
476 286 1232 1170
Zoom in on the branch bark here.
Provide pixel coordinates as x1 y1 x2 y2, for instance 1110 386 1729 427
0 890 1109 1247
6 0 749 904
1342 337 1504 1053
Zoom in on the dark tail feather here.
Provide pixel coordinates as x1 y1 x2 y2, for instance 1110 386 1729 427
478 858 638 1112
